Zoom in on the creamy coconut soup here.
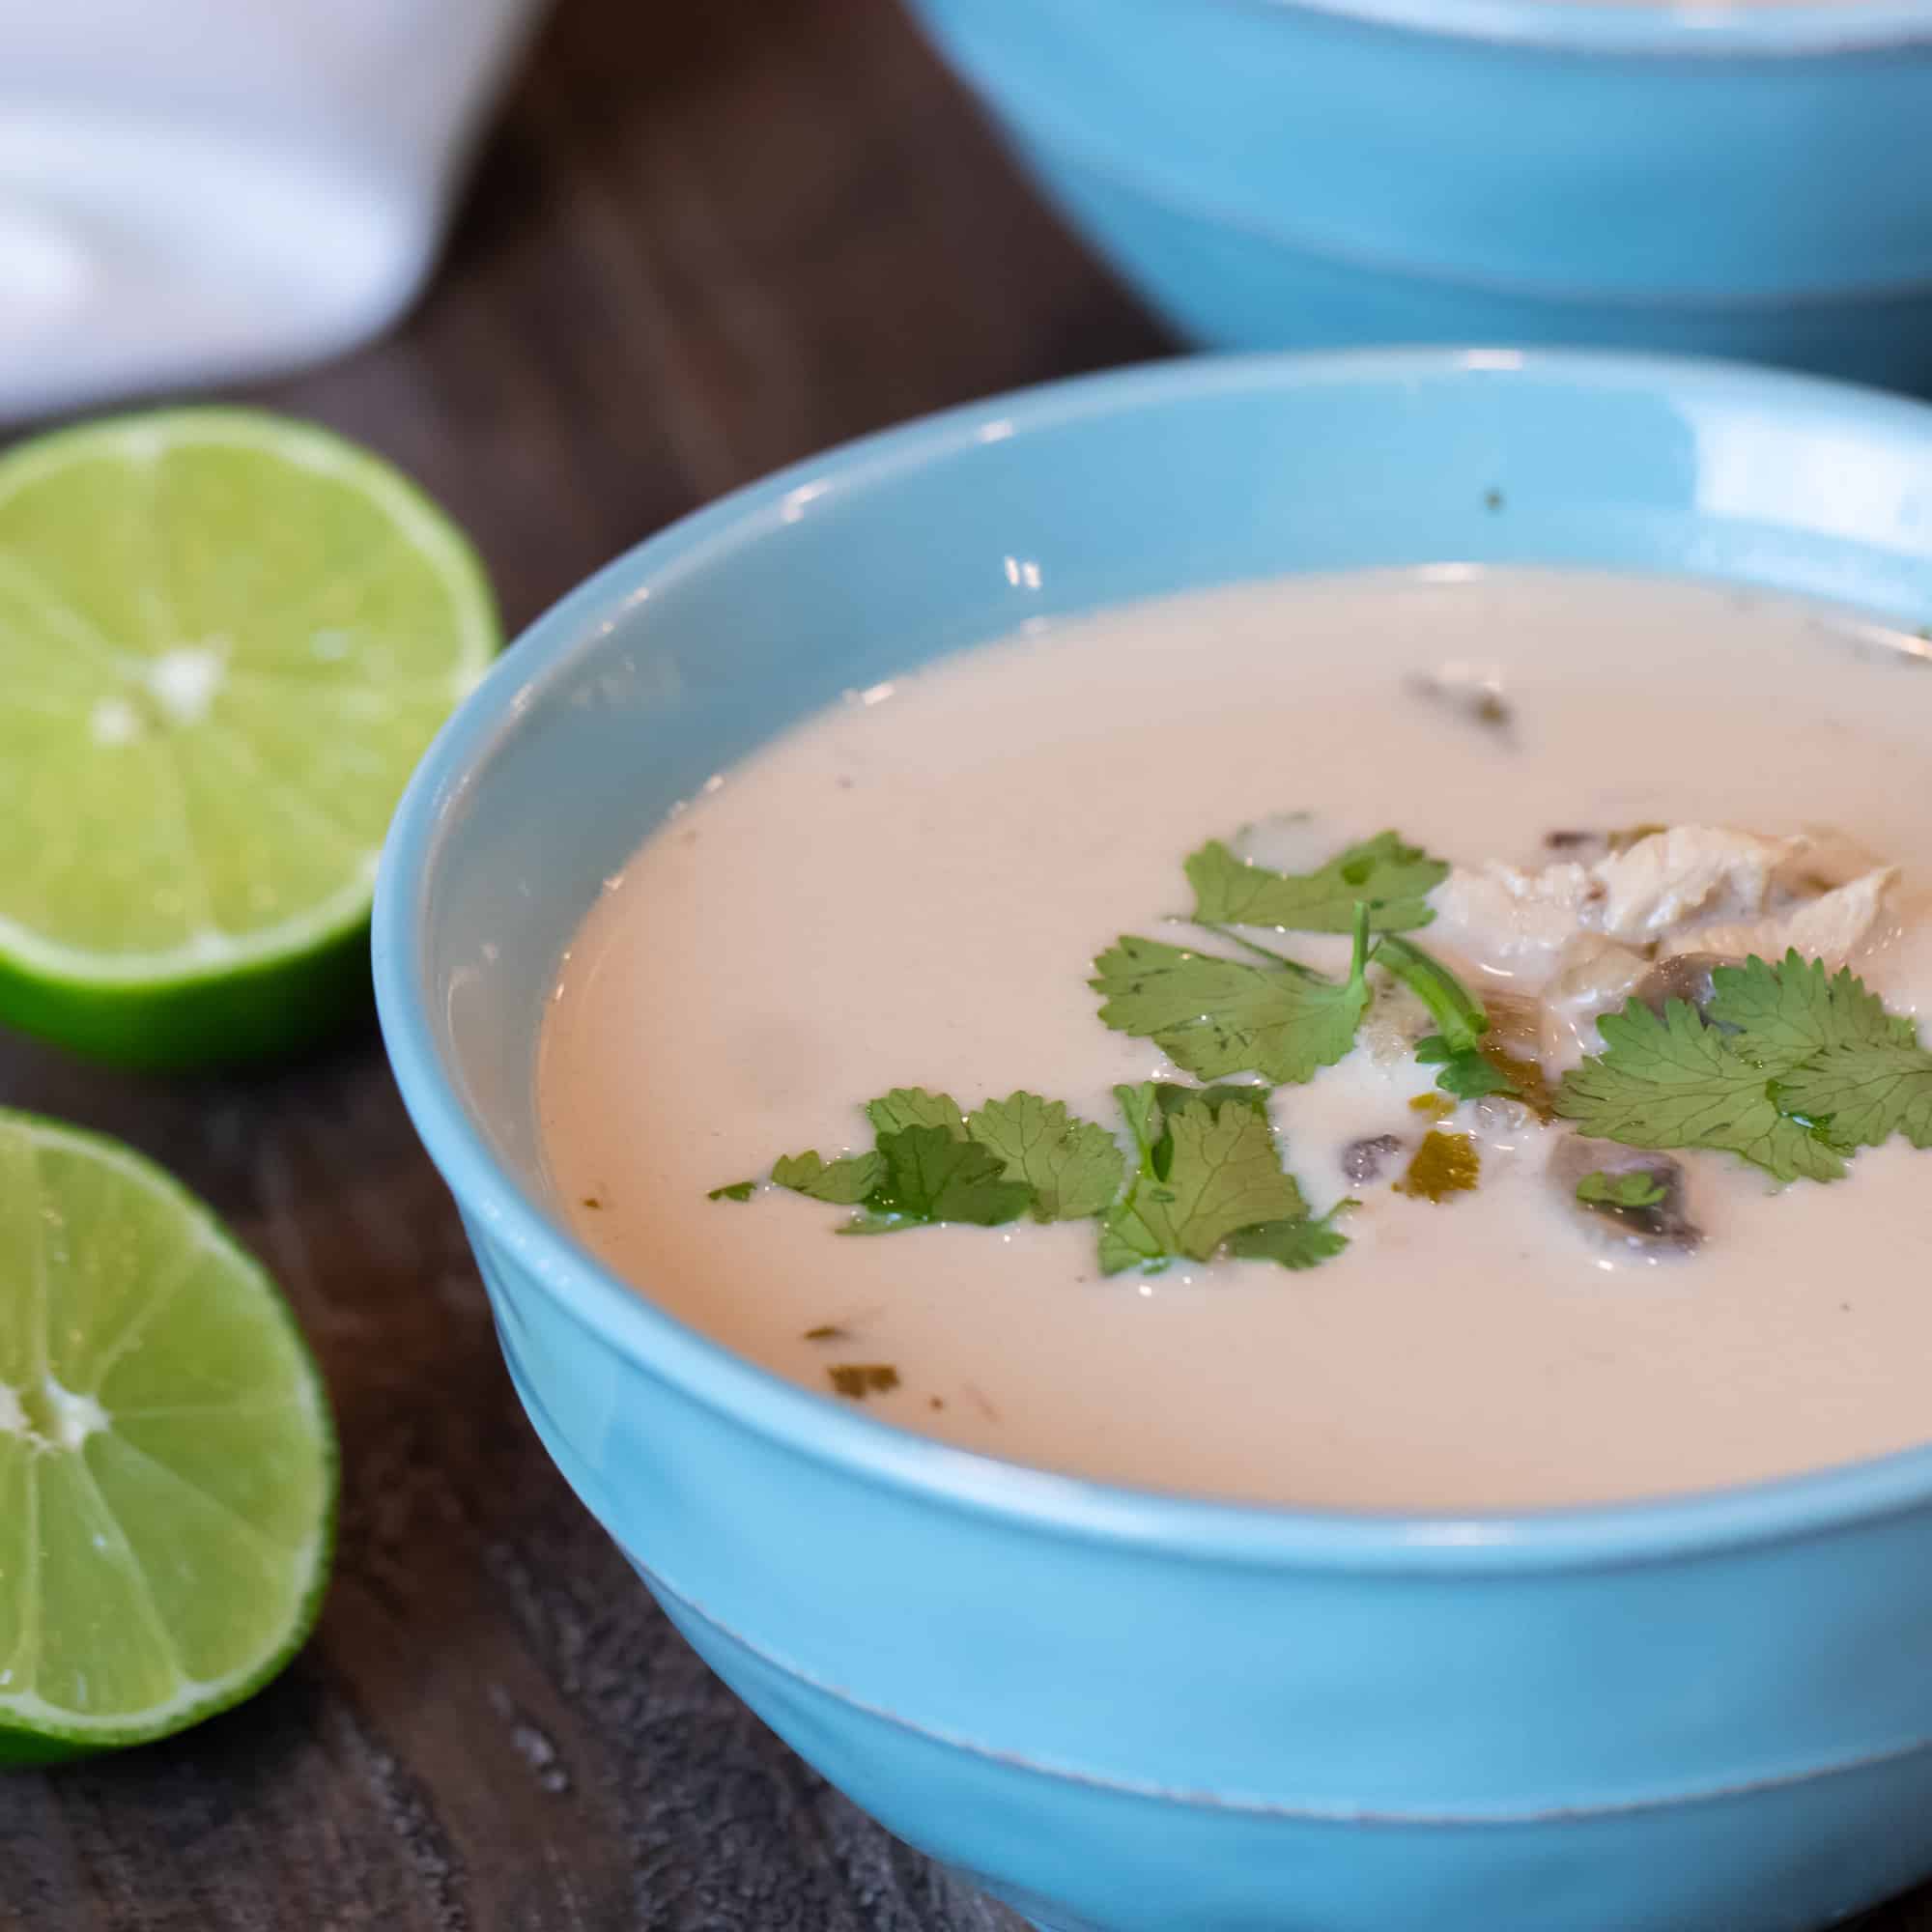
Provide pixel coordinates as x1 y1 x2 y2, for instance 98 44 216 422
538 569 1932 1511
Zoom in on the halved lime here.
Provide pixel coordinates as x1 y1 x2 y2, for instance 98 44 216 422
0 1109 334 1765
0 407 497 1066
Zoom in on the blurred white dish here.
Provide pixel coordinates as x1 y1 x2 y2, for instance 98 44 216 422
0 0 543 421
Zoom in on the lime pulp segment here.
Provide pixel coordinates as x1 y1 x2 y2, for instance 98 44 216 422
0 1110 335 1762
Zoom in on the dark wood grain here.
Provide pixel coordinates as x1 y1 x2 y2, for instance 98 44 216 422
6 2 1932 1929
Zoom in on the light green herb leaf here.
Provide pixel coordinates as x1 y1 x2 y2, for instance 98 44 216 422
1092 921 1370 1086
1706 950 1914 1070
966 1092 1124 1222
1150 1081 1271 1124
1114 1081 1165 1163
1097 1093 1306 1273
772 1149 886 1205
1148 1082 1272 1184
1185 831 1447 934
1096 1208 1171 1276
1225 1201 1356 1271
706 1179 758 1203
866 1088 968 1139
1773 1040 1932 1151
1575 1170 1666 1209
1556 998 1846 1184
1098 1083 1173 1274
838 1125 1034 1234
1414 1035 1518 1102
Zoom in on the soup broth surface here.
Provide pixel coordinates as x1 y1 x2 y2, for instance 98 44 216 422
539 568 1932 1510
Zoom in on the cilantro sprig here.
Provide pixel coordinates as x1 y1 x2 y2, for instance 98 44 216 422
1092 903 1374 1086
1185 831 1447 934
724 1081 1353 1277
1556 950 1932 1183
1098 1083 1312 1274
1372 932 1527 1103
767 1090 1115 1233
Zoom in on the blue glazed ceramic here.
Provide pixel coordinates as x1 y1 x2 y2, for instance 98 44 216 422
375 349 1932 1932
903 0 1932 389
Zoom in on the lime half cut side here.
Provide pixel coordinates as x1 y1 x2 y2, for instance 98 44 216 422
0 1110 335 1765
0 408 497 1066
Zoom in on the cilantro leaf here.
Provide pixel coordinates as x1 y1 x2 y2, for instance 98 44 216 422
867 1088 967 1138
1096 1213 1168 1276
1097 1086 1307 1274
1226 1201 1356 1271
1556 998 1847 1184
966 1092 1124 1222
1150 1081 1271 1123
1414 1035 1519 1101
1185 832 1447 934
771 1149 887 1204
1092 905 1372 1086
838 1125 1034 1234
1576 1170 1666 1209
1705 950 1915 1069
707 1179 758 1203
1097 1082 1177 1275
1773 1040 1932 1151
827 1364 899 1400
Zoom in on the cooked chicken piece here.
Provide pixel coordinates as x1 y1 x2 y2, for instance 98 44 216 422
1436 826 1897 976
1539 935 1651 1059
1592 827 1807 938
1433 861 1596 957
1677 867 1897 969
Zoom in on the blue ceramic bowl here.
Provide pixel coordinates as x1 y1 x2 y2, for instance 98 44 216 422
375 349 1932 1932
904 0 1932 390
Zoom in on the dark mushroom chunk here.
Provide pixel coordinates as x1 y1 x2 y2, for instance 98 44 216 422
1342 1134 1404 1184
1548 1135 1702 1259
1631 952 1732 1023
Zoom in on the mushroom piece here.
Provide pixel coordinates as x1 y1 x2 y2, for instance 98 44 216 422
1630 952 1732 1022
1548 1134 1703 1259
1341 1134 1404 1184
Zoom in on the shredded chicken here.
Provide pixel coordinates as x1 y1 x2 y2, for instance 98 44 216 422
1436 826 1894 971
1683 867 1897 967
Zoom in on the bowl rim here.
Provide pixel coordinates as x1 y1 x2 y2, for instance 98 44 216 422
1222 0 1932 56
375 343 1932 1577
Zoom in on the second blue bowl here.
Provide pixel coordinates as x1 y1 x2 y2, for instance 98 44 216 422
907 0 1932 388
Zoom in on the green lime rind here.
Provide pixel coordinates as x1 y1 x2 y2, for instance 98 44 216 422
0 406 498 1067
0 1109 337 1763
0 912 374 1071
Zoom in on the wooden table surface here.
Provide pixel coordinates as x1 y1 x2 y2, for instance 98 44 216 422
4 2 1929 1928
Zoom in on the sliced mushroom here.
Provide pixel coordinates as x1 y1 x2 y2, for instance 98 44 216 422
1548 1135 1702 1259
1341 1134 1404 1184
